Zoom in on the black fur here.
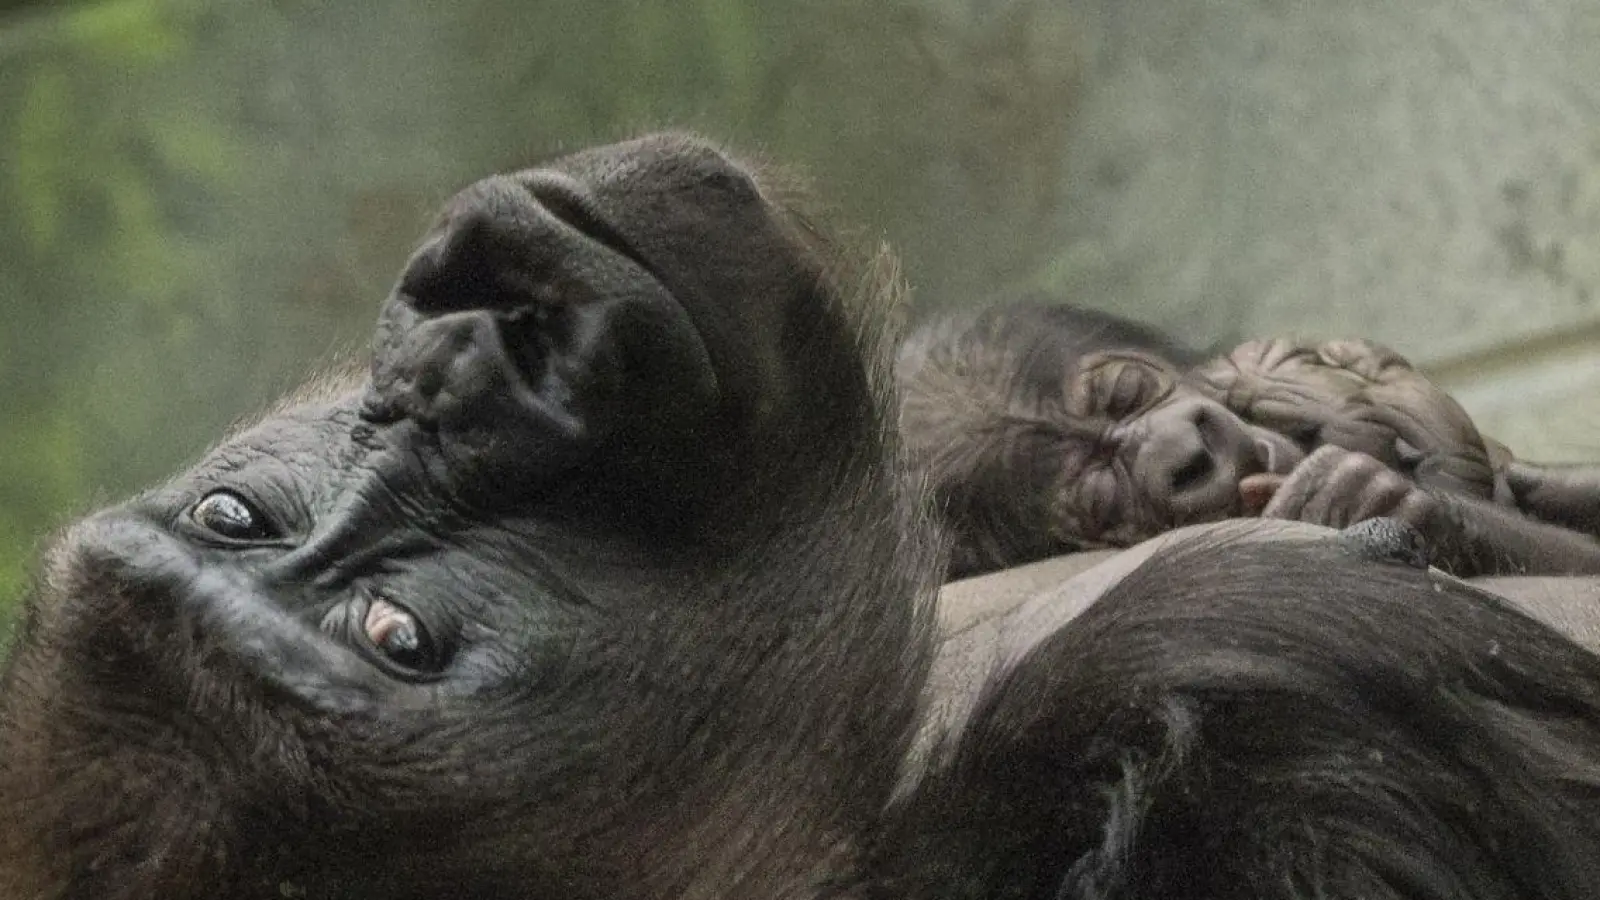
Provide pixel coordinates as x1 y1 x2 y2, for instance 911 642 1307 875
880 536 1600 899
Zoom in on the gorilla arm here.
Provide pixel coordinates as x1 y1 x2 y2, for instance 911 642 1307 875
934 522 1600 661
917 519 1600 820
1505 460 1600 539
891 518 1600 899
1256 445 1600 576
907 520 1329 784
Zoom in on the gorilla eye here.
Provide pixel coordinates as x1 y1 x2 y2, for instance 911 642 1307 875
1094 362 1166 419
189 490 280 542
364 598 441 672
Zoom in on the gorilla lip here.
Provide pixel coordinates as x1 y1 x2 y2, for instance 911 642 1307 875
1252 434 1302 476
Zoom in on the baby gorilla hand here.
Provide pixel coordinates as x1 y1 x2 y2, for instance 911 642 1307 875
1259 445 1444 531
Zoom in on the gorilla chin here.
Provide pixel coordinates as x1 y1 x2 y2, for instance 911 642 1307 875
7 133 1600 900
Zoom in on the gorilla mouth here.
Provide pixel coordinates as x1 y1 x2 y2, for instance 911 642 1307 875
1253 433 1303 477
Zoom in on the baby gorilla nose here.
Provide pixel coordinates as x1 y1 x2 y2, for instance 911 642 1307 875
1168 447 1216 494
1137 396 1257 523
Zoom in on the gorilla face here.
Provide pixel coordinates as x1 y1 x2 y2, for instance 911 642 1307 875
0 134 939 900
897 320 1308 575
897 299 1600 580
1053 350 1308 542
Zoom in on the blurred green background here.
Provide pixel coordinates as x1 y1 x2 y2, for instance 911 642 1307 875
0 0 1086 632
3 0 1600 635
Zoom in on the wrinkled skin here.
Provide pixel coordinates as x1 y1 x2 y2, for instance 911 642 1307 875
896 303 1295 575
1189 337 1507 501
10 137 1600 900
1191 336 1600 543
898 303 1600 577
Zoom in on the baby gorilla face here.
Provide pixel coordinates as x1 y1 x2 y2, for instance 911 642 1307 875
1050 351 1306 546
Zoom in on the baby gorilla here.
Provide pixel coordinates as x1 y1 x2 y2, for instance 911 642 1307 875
9 135 1600 900
898 301 1600 577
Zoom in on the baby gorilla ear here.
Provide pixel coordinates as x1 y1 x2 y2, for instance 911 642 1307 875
364 171 720 506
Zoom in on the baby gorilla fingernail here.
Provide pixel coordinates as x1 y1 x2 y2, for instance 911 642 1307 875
1239 473 1283 515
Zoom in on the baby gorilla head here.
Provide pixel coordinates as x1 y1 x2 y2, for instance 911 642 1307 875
898 301 1600 580
1064 350 1306 525
0 134 940 900
897 302 1303 576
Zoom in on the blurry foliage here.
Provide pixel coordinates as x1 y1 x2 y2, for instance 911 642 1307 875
0 0 1081 635
0 0 227 633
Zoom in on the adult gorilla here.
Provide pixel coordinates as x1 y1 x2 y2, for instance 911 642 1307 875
5 134 1600 899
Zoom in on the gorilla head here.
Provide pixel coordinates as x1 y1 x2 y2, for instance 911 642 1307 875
896 302 1305 574
0 133 941 899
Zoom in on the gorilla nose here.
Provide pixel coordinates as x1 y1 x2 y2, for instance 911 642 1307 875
1136 398 1250 520
360 167 719 499
1168 448 1216 494
398 176 551 316
363 175 597 439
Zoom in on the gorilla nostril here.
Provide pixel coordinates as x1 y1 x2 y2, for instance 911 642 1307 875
399 179 550 317
497 302 565 388
1170 451 1215 493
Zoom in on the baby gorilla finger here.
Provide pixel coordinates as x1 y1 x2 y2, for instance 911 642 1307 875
1263 446 1419 529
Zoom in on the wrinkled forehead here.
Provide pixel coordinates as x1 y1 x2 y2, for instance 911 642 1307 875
173 386 368 498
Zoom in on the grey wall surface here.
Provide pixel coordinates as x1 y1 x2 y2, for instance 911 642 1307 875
1043 0 1600 461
